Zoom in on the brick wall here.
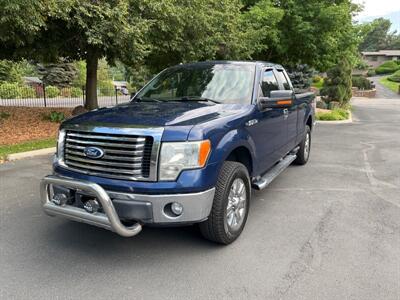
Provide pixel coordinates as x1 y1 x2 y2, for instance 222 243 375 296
352 88 376 98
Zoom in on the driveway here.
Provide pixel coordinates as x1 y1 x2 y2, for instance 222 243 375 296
1 97 399 299
369 76 400 99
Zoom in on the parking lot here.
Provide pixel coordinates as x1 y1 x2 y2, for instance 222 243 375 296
0 97 399 299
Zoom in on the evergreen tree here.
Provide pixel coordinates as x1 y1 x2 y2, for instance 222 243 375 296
37 63 77 87
321 59 352 106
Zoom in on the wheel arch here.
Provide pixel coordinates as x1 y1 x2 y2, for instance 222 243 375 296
225 146 253 176
306 115 313 130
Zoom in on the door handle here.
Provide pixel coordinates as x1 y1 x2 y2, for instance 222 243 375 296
283 109 289 120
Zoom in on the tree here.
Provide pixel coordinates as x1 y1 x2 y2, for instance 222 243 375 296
1 0 149 109
1 0 244 109
1 0 361 107
138 0 243 71
231 0 283 60
32 1 149 109
358 18 392 51
240 0 359 71
321 58 352 106
37 63 77 87
0 0 52 60
278 0 359 70
72 61 86 88
0 59 37 83
0 60 22 83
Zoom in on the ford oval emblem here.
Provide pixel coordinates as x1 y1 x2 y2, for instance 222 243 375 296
83 146 104 159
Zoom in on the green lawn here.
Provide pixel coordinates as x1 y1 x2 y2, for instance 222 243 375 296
316 108 350 121
379 77 400 93
0 138 56 160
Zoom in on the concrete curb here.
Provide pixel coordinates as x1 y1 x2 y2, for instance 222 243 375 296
316 111 353 125
7 147 56 161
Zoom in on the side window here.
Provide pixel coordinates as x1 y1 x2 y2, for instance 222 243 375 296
261 70 279 97
276 70 291 90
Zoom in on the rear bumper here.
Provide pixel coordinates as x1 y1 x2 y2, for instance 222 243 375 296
40 175 215 236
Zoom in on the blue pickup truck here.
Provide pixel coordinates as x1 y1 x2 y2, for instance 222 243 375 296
41 61 315 244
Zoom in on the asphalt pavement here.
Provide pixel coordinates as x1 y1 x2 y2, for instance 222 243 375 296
0 97 399 299
370 76 400 99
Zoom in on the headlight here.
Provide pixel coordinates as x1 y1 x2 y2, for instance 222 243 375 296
56 129 66 161
159 140 211 181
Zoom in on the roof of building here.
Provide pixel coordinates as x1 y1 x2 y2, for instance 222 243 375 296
112 81 128 87
23 77 42 84
362 50 400 56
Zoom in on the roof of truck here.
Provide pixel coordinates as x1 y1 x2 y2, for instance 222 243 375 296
173 60 284 69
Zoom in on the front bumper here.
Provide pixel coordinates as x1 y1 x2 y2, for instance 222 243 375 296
40 175 215 237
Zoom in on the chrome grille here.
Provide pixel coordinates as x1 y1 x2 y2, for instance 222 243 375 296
63 130 153 180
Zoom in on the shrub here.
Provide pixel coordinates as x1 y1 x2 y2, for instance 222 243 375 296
355 60 369 70
367 69 376 77
316 108 349 121
71 87 83 97
352 75 372 90
0 83 20 99
45 85 60 98
44 111 65 123
375 61 400 75
313 75 322 83
99 81 115 96
60 88 71 97
321 59 352 106
388 70 400 83
312 77 324 90
20 86 36 98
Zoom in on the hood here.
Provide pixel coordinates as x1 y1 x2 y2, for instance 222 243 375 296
63 101 248 128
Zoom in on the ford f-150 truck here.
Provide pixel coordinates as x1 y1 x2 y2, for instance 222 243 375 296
41 61 315 244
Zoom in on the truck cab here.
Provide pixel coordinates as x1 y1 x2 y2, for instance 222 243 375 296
41 61 315 244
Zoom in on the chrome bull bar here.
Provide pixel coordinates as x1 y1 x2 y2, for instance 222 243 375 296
40 175 142 237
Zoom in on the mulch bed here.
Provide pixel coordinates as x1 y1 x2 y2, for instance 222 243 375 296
0 107 73 146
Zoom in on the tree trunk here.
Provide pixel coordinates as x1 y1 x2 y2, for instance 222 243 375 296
85 52 99 110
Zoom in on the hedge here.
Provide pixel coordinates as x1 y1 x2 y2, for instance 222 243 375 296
352 75 372 90
388 70 400 83
0 83 20 99
375 61 400 75
71 87 83 97
45 85 60 98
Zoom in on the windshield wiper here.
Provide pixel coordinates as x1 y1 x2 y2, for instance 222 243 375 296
133 96 166 103
180 96 221 104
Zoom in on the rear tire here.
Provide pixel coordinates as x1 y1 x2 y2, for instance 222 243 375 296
294 125 311 165
199 161 250 244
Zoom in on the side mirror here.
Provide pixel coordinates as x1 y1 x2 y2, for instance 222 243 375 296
259 90 294 109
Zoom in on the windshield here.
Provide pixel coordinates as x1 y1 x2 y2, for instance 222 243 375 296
135 63 255 104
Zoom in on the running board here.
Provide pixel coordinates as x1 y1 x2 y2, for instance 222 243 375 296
252 153 297 190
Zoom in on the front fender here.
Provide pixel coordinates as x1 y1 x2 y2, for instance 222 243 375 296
208 128 257 176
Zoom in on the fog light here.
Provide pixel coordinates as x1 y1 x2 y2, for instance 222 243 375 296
52 193 68 206
83 199 100 213
171 202 183 216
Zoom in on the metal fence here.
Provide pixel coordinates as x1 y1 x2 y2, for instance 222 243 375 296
0 84 131 108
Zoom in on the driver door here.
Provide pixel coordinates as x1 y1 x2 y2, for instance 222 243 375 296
248 68 288 174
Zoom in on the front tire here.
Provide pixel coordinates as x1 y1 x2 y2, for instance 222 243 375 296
294 125 311 165
199 161 250 244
